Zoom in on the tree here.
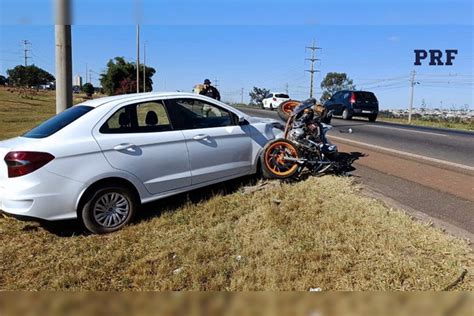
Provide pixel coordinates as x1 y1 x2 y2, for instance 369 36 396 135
0 75 7 86
100 57 156 95
82 82 94 97
249 86 270 106
6 65 55 88
320 72 355 103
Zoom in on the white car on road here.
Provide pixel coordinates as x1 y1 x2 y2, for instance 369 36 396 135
262 92 290 110
0 92 283 233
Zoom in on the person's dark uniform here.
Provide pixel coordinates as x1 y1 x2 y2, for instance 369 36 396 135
199 79 221 101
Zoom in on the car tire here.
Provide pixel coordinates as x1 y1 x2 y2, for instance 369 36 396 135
342 108 352 120
81 185 138 234
368 114 377 122
269 104 274 111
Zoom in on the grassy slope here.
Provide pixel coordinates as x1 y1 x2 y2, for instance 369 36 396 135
0 87 93 140
0 177 472 290
0 88 472 290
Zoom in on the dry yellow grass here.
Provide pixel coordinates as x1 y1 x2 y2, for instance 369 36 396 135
0 177 472 290
0 87 472 291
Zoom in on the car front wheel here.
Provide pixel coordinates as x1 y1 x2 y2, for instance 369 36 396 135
81 185 137 234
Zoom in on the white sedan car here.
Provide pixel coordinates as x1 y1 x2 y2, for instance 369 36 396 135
0 92 283 233
262 92 290 110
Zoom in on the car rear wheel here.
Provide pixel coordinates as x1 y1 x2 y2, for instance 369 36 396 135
342 108 352 120
81 185 137 234
368 114 377 122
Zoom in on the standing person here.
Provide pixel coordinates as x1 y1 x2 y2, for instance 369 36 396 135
199 79 221 101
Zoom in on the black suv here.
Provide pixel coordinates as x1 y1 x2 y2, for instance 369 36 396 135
324 90 379 122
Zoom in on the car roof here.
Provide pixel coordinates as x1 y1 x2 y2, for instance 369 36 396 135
78 92 218 108
77 91 248 118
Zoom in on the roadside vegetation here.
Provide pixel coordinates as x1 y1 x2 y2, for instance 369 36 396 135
0 176 472 290
0 87 472 290
378 115 473 131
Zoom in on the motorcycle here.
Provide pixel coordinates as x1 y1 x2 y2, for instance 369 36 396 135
261 98 339 179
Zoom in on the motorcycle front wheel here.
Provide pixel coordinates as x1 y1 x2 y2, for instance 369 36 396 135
261 139 301 179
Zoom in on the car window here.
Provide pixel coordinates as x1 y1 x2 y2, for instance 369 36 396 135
343 92 350 100
164 98 235 130
23 105 94 138
355 92 377 101
275 94 289 98
100 100 173 134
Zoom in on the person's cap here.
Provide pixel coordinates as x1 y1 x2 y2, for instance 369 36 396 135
204 79 211 85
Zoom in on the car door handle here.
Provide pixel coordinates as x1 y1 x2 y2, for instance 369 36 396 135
192 134 210 140
113 143 135 151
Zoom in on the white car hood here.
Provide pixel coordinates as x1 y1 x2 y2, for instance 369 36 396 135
246 116 281 124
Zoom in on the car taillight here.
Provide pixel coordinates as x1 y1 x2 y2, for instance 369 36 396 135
4 151 55 178
273 97 277 101
350 93 356 104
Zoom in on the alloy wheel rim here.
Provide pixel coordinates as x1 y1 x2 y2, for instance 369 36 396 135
93 192 130 228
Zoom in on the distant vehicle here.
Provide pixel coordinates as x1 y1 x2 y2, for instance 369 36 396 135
0 92 284 234
324 90 379 122
262 92 290 110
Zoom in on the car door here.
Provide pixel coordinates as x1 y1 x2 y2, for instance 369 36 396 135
92 100 192 195
164 98 253 185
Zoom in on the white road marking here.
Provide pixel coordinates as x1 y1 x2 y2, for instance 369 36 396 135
363 124 449 137
329 135 474 172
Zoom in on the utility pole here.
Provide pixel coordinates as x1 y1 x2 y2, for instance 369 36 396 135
214 78 219 89
285 83 289 94
305 39 321 99
55 0 73 113
240 88 244 104
143 42 146 92
89 69 92 85
85 63 88 83
136 24 140 93
408 70 417 123
23 40 31 66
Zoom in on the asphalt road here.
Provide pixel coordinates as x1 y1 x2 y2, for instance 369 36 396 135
237 106 474 240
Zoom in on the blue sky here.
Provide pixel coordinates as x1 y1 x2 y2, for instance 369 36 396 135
1 0 473 109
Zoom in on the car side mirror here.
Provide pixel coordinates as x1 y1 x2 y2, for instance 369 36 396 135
238 115 248 125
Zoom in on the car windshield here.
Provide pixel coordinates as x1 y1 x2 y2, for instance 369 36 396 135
275 94 289 98
23 105 94 138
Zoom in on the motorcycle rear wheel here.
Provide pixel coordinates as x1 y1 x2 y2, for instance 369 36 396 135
261 139 301 179
277 100 300 121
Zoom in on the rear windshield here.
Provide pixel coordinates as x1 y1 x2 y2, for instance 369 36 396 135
23 106 93 138
275 94 289 99
355 92 377 101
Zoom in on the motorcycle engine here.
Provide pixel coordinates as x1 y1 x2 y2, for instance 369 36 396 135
289 128 305 141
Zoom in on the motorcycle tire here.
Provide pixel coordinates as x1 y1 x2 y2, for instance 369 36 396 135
277 100 300 122
261 139 301 179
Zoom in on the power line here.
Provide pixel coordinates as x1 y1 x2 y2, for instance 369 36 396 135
305 39 321 98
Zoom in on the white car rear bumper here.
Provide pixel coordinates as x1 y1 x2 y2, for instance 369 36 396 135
0 171 84 221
